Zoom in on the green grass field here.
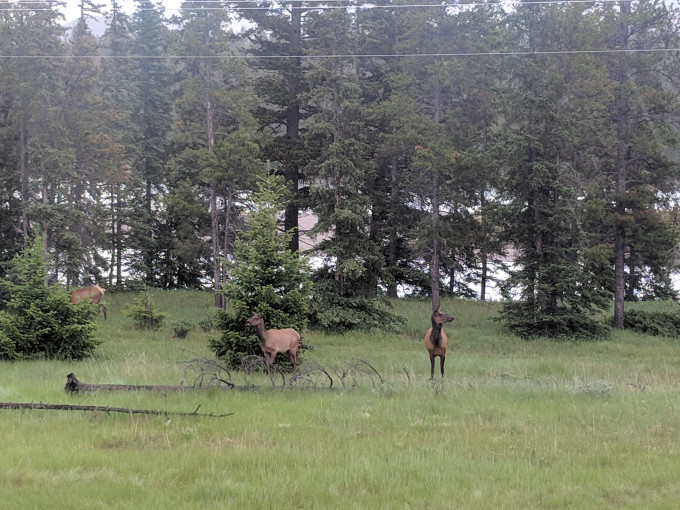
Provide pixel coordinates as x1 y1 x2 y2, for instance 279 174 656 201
2 291 680 509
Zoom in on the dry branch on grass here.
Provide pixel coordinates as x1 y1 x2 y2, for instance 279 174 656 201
65 373 196 393
64 356 385 395
0 401 232 418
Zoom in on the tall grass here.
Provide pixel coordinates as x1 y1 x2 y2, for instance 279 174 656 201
2 291 680 509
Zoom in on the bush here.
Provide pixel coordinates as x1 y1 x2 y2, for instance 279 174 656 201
198 314 215 332
173 320 193 339
0 235 100 360
126 291 166 330
308 280 406 333
623 310 680 337
499 302 611 340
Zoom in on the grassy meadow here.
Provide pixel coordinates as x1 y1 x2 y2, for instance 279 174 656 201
2 291 680 509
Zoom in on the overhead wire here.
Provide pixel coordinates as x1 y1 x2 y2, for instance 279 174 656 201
1 47 678 59
0 0 663 59
0 0 633 12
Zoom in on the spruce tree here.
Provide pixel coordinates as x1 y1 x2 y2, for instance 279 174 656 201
496 2 613 339
210 175 312 369
0 235 100 360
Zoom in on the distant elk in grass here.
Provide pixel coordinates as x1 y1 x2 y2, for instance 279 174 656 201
69 285 107 320
246 312 300 371
424 307 454 379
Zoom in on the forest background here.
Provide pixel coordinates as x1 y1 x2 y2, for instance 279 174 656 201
2 0 680 336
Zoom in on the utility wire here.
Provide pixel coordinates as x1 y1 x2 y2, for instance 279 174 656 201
1 47 677 58
0 0 634 12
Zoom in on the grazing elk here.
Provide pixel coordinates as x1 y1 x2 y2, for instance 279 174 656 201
69 285 107 320
246 312 300 370
424 307 455 379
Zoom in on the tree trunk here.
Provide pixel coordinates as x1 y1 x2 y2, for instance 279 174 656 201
19 113 29 246
284 1 303 253
480 190 487 302
626 246 637 302
613 0 631 329
430 79 442 312
386 158 399 298
221 186 234 310
613 138 627 328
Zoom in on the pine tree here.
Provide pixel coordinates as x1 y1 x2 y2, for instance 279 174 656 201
170 1 265 295
210 175 312 369
301 7 405 332
497 1 613 338
127 0 175 285
0 235 100 360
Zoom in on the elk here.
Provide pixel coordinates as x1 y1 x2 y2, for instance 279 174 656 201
246 312 300 370
424 307 454 379
69 285 107 320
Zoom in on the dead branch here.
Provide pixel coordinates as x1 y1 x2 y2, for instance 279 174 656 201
240 355 286 387
288 360 334 388
182 358 235 389
0 401 232 418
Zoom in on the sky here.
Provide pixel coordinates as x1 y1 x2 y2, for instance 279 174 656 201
59 0 183 22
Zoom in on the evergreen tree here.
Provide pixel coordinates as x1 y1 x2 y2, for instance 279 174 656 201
170 0 265 295
0 235 100 360
127 0 175 285
301 7 405 332
0 2 65 245
210 175 312 369
598 0 680 325
100 0 138 288
239 0 313 252
497 1 613 338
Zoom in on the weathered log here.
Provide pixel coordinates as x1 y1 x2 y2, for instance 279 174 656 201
65 372 234 393
0 401 232 418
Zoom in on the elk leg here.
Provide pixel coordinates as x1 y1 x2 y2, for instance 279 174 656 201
430 353 435 379
289 351 298 371
101 305 107 320
440 355 445 378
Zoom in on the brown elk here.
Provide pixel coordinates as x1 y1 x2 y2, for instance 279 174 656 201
424 307 454 379
69 285 107 320
246 312 300 370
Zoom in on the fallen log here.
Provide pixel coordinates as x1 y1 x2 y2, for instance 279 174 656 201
0 401 232 418
64 372 234 393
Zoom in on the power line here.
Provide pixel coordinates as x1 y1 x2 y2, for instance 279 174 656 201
0 0 633 12
1 47 677 58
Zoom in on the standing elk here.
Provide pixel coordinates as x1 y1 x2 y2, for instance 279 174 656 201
246 312 300 370
69 285 107 320
424 307 454 379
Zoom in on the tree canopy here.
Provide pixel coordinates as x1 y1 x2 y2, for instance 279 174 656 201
2 0 680 337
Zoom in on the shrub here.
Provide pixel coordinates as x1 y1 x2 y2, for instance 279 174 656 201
126 291 166 330
623 310 680 337
0 235 100 360
498 301 611 340
308 280 406 333
173 320 193 339
198 314 214 332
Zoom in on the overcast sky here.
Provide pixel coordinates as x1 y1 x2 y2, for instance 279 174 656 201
59 0 183 22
